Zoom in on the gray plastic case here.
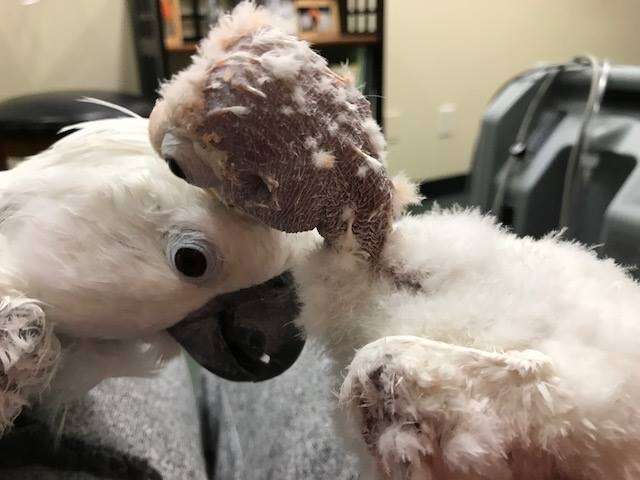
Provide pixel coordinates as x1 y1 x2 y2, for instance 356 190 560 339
469 65 640 269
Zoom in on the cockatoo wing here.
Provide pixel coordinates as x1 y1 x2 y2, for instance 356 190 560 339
339 336 565 480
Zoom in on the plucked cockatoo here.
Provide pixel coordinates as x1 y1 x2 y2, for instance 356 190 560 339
150 3 640 479
0 115 309 436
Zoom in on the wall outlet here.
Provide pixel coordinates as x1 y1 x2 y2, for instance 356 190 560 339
437 103 456 138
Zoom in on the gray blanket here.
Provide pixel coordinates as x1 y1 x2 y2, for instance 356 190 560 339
0 356 206 480
0 345 359 479
204 343 359 480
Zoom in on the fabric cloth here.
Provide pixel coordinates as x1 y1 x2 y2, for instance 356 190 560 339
0 355 207 480
0 344 359 479
203 342 359 480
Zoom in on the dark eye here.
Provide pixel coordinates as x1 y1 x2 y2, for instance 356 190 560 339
174 247 207 277
166 157 186 180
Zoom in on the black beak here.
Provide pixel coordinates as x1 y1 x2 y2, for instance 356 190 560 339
168 271 305 382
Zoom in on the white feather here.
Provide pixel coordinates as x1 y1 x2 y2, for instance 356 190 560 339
295 208 640 479
0 116 313 434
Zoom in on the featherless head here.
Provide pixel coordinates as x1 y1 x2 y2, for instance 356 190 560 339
149 1 419 261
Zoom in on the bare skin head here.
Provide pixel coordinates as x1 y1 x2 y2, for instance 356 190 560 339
149 3 418 261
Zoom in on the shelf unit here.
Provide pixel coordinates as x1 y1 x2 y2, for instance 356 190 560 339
164 33 379 53
163 3 384 124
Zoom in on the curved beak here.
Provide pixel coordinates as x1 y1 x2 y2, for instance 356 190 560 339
168 271 305 382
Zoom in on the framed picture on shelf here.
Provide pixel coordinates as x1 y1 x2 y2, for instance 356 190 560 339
294 0 340 42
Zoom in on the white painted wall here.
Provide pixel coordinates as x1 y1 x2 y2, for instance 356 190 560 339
385 1 640 181
2 0 638 181
0 0 139 102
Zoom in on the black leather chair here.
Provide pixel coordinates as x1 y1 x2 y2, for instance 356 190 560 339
0 0 167 170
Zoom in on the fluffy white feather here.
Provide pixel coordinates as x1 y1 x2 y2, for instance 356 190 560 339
1 117 298 339
0 117 310 435
294 208 640 479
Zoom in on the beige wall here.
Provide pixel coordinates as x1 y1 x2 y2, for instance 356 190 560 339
385 1 640 181
0 0 139 102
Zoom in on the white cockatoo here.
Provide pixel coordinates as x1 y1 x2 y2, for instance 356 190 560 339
149 3 640 479
0 114 312 436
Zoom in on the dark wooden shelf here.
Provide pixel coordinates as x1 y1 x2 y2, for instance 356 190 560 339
298 33 379 47
165 33 379 53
